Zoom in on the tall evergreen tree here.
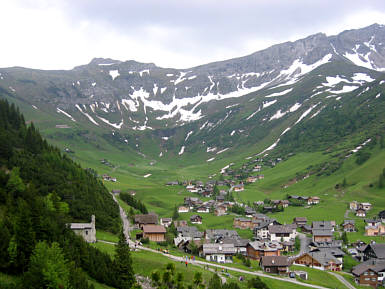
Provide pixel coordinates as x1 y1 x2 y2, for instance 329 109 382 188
114 230 135 289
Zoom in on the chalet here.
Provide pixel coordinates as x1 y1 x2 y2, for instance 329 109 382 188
184 197 202 208
247 176 258 183
222 238 249 255
311 240 343 250
196 206 210 213
254 219 278 239
258 174 265 180
205 229 239 242
342 220 356 232
312 221 334 231
260 256 290 275
142 225 166 242
364 244 385 261
216 195 225 202
308 197 320 205
280 200 290 208
301 225 313 234
254 201 264 206
201 243 236 263
352 259 385 287
310 247 345 263
246 240 283 260
134 213 158 229
312 229 333 243
360 202 372 211
160 218 172 227
214 205 227 216
293 217 307 227
350 201 359 211
282 241 295 252
356 209 366 217
178 206 190 213
233 184 244 192
190 215 202 224
294 252 342 271
268 225 296 242
245 207 256 217
365 223 385 236
69 215 96 243
174 226 204 246
186 185 198 193
173 220 188 227
233 218 253 230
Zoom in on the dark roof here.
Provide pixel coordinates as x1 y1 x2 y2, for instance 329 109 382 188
142 225 166 233
312 240 342 248
312 221 333 230
299 252 341 266
205 229 239 240
294 217 307 222
343 220 355 226
261 256 289 267
222 238 249 247
352 259 385 276
312 229 333 236
269 225 294 234
203 243 236 255
134 213 158 225
368 243 385 259
248 240 283 251
312 247 345 257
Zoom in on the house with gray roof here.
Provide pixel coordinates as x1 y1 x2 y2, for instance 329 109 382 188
364 243 385 261
69 215 96 243
352 259 385 287
268 224 297 242
294 251 342 271
201 243 237 263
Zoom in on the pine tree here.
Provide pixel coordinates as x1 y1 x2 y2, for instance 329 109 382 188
173 204 180 220
114 230 135 289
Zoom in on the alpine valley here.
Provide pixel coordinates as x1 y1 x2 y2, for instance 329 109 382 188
2 23 385 288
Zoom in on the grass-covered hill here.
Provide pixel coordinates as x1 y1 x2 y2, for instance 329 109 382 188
0 99 138 289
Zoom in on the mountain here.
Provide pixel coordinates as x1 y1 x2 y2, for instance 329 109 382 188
1 24 385 163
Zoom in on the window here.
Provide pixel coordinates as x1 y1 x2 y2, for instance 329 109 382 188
372 278 377 282
364 272 368 275
365 278 370 281
85 230 88 235
370 272 374 275
266 268 270 272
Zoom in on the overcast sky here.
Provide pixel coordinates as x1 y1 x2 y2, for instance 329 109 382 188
1 0 385 70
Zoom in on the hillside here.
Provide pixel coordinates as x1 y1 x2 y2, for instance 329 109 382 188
0 99 136 288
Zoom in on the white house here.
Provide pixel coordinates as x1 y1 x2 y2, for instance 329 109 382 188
268 225 297 242
178 206 190 213
202 243 236 263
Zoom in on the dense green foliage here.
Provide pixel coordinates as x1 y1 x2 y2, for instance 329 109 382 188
120 192 148 214
0 99 135 288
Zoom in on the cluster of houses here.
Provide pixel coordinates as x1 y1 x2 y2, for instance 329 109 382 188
102 174 117 182
350 201 372 217
287 195 321 206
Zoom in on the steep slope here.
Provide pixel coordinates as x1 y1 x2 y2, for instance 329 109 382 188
1 24 385 163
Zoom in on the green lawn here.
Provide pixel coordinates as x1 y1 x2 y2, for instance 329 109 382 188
96 230 119 243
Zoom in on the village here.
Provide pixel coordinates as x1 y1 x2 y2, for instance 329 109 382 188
69 156 385 288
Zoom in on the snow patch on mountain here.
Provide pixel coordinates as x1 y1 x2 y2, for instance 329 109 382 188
264 88 293 98
109 70 120 80
295 103 319 124
246 107 261 120
96 116 124 129
216 148 229 155
270 109 286 120
75 104 99 125
185 131 193 141
207 157 215 162
289 103 301 112
178 146 185 155
330 85 359 94
57 108 76 122
352 73 375 83
263 100 277 108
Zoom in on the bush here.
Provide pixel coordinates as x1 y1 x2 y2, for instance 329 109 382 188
140 237 149 244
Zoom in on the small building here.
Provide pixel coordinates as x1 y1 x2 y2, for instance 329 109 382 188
268 225 297 242
205 229 239 242
134 213 158 229
178 206 190 213
160 218 172 227
214 205 227 216
312 221 334 231
260 256 290 275
233 217 253 230
196 206 210 213
364 243 385 261
247 176 258 183
352 259 385 288
365 223 385 236
246 240 282 260
308 197 320 205
312 229 333 243
69 215 96 243
201 243 236 263
294 252 342 271
356 209 366 217
342 220 356 232
293 217 307 227
360 203 372 211
350 201 359 211
142 225 166 242
233 184 244 192
190 215 202 224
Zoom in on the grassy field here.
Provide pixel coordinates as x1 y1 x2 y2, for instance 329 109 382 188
96 230 119 243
